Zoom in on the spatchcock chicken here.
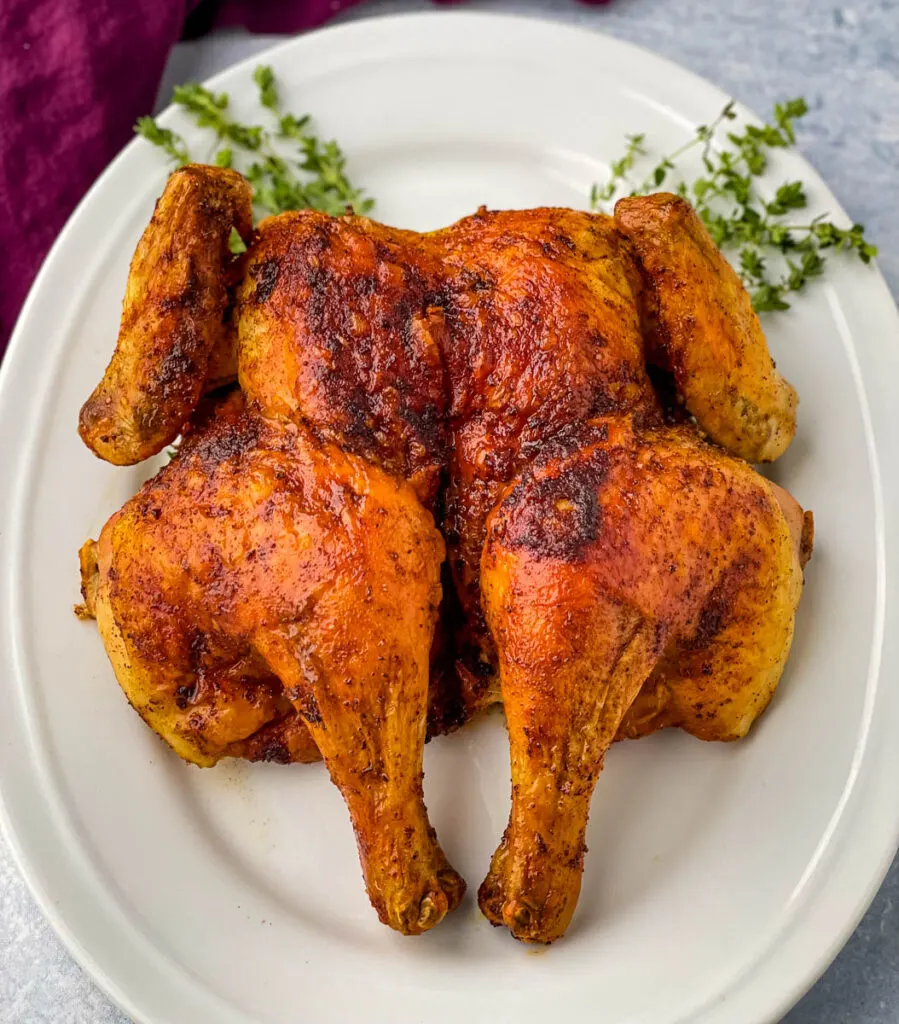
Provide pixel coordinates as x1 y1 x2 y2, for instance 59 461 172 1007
77 165 813 943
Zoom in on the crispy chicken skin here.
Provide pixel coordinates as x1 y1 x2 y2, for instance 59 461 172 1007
615 193 798 462
433 208 659 720
479 420 804 941
79 166 253 464
78 170 811 942
235 210 460 734
237 211 448 506
81 389 463 933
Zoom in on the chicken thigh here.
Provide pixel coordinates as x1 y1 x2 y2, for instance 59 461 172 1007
479 419 806 942
81 389 463 933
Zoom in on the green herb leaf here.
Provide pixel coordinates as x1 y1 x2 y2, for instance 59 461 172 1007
752 284 792 312
774 97 809 144
136 65 375 221
590 95 877 314
134 116 190 166
739 247 767 282
590 133 646 209
253 65 278 111
766 181 806 216
172 83 264 150
228 227 248 255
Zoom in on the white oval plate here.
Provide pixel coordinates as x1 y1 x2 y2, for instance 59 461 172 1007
1 12 898 1024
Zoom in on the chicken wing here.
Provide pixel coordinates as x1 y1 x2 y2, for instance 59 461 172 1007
615 193 797 462
79 165 252 464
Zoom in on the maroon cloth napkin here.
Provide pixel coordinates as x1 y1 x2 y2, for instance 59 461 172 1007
0 0 607 353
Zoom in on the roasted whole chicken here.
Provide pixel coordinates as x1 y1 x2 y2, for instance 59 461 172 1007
77 166 812 943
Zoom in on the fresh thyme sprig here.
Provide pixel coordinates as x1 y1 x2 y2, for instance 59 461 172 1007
228 227 247 255
591 97 877 312
134 117 190 166
247 66 374 217
171 83 265 151
589 133 646 207
134 65 373 225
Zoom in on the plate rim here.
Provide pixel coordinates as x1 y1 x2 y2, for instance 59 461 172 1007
1 10 898 1024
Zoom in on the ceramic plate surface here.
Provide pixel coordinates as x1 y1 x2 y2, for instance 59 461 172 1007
1 12 898 1024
